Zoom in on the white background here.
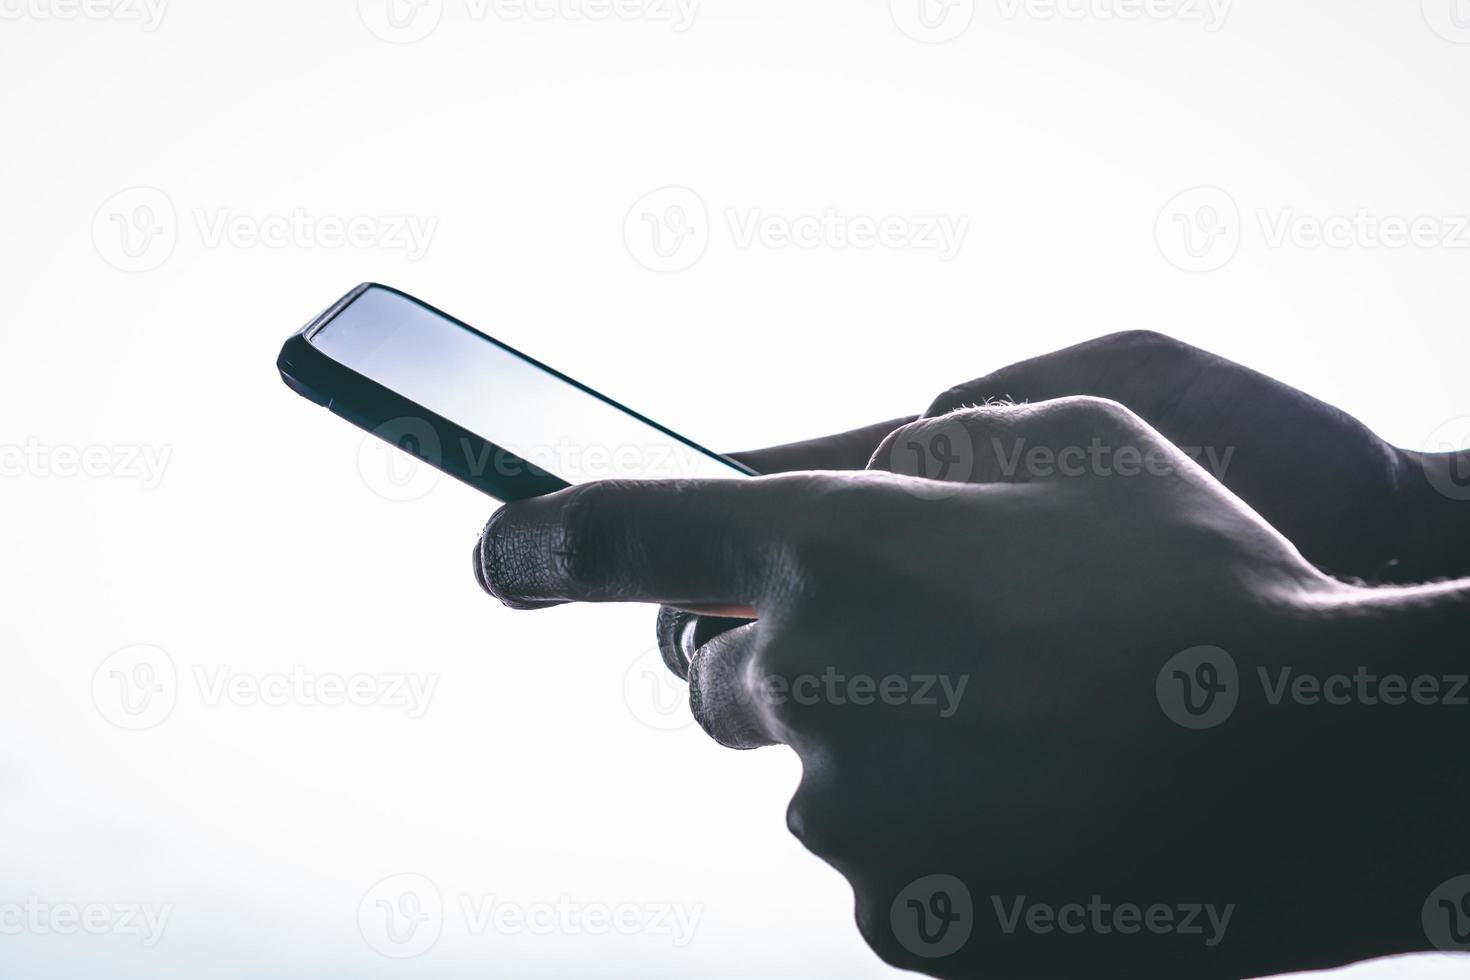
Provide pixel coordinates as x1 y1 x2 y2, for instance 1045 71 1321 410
2 0 1468 976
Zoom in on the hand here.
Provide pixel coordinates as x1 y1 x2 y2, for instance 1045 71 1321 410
736 330 1464 584
474 397 1468 978
659 327 1461 687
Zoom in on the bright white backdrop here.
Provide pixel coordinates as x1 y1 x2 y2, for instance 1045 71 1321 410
1 1 1468 976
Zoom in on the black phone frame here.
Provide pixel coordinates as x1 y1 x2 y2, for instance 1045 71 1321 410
277 282 754 502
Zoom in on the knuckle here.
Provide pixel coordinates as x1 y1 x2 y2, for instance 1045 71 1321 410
1096 328 1187 353
1041 393 1144 431
785 765 872 862
871 411 989 483
556 481 621 598
785 773 840 854
1091 329 1201 381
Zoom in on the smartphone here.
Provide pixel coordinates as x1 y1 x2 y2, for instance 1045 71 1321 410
277 283 754 501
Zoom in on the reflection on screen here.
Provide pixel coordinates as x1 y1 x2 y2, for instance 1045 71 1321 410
310 287 748 485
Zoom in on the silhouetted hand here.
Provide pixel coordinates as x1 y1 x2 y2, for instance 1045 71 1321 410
471 334 1470 979
660 328 1466 691
735 330 1465 585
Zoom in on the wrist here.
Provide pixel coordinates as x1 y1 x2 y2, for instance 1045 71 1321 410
1271 579 1470 963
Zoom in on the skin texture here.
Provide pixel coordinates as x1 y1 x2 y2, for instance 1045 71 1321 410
471 331 1470 979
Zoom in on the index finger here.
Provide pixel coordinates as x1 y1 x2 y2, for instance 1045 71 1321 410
472 477 803 610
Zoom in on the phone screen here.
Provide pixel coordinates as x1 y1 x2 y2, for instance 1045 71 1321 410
308 285 749 485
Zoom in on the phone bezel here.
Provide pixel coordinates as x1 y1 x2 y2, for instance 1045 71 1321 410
276 282 754 502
